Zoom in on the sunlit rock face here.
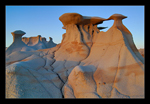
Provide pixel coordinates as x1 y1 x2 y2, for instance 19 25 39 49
6 13 144 98
52 13 107 83
63 14 144 98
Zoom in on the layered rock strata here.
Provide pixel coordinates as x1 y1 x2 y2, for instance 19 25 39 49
63 14 144 98
52 13 107 83
6 13 144 98
6 30 34 56
6 31 57 56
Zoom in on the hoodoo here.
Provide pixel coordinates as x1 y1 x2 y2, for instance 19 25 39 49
6 30 31 56
63 14 144 98
6 31 54 56
52 13 107 83
6 13 144 98
107 14 144 64
12 30 26 42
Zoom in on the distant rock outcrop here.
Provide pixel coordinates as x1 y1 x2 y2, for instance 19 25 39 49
6 30 35 56
22 35 57 49
6 13 144 98
6 31 57 56
46 37 57 48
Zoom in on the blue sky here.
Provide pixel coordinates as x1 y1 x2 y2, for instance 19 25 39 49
6 6 144 49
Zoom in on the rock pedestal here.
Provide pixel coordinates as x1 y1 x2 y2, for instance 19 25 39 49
11 30 26 42
6 30 27 56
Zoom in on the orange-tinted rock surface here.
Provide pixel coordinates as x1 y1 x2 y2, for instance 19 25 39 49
6 13 144 98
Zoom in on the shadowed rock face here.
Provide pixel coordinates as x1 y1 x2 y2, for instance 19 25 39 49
6 13 144 98
11 30 26 42
22 36 57 49
138 48 144 57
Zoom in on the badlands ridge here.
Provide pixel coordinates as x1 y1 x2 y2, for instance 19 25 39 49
6 13 144 98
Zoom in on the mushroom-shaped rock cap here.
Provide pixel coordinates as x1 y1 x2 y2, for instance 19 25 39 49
59 13 83 26
80 16 106 25
37 35 41 37
59 13 106 26
11 30 26 36
107 14 127 20
90 17 106 24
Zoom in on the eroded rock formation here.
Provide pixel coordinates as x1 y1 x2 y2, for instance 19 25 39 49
22 36 57 49
63 14 144 98
6 31 57 57
6 30 34 56
6 13 144 98
52 13 107 83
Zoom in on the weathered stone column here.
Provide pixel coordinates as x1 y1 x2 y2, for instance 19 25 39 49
6 30 26 56
11 30 26 43
107 14 144 64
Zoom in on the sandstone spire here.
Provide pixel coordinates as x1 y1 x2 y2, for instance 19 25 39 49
106 14 131 34
107 14 144 63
